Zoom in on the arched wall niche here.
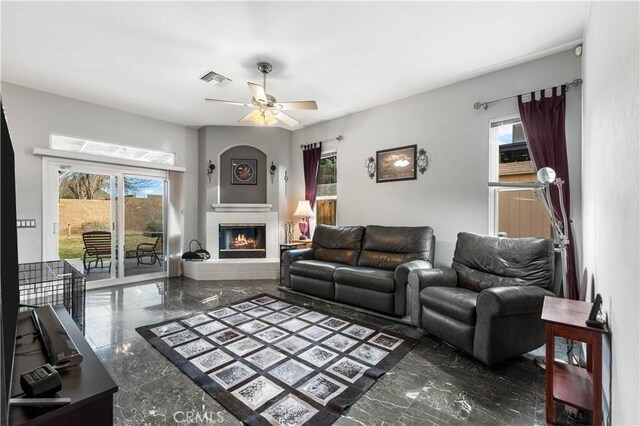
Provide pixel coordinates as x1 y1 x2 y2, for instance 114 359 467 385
219 144 267 204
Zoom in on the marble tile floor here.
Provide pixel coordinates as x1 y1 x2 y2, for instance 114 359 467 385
84 276 584 425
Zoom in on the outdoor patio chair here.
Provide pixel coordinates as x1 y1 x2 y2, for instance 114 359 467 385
136 236 163 266
82 231 112 274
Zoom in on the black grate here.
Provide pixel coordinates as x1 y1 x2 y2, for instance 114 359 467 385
18 260 86 334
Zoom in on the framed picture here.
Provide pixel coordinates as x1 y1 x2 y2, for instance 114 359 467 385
231 159 257 185
376 144 417 183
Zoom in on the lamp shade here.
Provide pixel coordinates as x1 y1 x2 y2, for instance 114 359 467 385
294 200 314 217
537 167 556 184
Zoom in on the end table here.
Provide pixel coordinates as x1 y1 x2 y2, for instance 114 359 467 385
541 296 608 425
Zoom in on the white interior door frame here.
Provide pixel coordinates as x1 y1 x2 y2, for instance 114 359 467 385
42 157 60 261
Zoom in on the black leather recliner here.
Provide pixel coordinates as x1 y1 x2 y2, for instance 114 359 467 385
409 232 561 365
281 224 435 318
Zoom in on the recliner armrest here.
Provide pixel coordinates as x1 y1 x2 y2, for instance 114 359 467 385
476 285 555 317
473 285 555 365
393 260 433 317
409 268 458 291
408 267 458 326
280 248 314 288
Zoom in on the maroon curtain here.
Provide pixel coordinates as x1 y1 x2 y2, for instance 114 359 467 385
518 85 578 300
302 142 322 238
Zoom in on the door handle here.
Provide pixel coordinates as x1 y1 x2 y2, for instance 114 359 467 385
53 222 59 234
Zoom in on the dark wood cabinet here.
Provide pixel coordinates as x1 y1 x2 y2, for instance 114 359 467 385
10 307 118 425
542 296 607 425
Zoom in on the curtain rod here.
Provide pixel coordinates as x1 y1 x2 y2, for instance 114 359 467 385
473 78 583 110
300 135 343 149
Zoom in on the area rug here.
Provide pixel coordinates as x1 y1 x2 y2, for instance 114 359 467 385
136 294 418 425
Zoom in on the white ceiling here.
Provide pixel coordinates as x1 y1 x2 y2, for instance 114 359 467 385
1 1 589 129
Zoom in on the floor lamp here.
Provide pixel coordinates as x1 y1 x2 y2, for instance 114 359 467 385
488 167 571 367
534 167 570 299
534 167 576 367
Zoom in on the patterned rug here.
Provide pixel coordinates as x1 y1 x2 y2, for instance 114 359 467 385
136 294 418 425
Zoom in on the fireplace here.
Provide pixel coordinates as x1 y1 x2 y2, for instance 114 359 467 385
219 223 266 259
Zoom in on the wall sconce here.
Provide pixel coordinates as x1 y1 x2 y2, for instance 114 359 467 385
207 160 216 183
364 157 376 179
417 149 429 174
270 161 277 184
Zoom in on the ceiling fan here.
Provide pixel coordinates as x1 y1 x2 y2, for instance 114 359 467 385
205 62 318 127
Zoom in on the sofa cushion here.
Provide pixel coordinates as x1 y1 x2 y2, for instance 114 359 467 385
357 225 434 270
290 260 344 282
452 232 555 292
335 284 395 315
334 266 395 293
291 275 335 300
312 225 365 266
421 286 478 325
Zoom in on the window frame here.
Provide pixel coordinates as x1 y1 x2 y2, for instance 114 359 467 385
488 115 522 236
49 133 177 166
315 149 338 225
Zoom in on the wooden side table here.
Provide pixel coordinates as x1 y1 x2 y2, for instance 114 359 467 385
541 296 608 425
279 241 312 257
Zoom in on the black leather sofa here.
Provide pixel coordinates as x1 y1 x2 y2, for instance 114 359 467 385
409 232 561 365
281 224 435 319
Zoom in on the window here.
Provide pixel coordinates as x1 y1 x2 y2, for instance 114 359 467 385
315 151 337 226
51 134 176 165
489 119 552 238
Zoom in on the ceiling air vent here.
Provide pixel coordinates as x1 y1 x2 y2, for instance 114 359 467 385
200 70 232 87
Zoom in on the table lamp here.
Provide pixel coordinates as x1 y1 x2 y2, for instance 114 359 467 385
293 200 313 240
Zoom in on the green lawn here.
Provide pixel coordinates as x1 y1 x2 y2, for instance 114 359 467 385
58 233 159 259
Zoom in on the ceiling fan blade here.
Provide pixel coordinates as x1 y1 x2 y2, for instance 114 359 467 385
247 82 267 102
205 98 250 107
275 111 300 127
238 110 262 124
276 101 318 110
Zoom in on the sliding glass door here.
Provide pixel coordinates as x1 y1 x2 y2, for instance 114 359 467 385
55 169 118 281
122 175 167 278
43 159 168 285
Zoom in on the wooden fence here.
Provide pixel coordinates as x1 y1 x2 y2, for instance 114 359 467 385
316 199 337 226
498 163 552 239
59 196 163 235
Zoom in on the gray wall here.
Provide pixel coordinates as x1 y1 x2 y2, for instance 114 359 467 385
290 50 583 267
220 145 267 204
582 2 639 424
1 83 199 263
198 125 292 244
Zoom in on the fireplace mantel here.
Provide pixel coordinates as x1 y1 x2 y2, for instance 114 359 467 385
211 203 272 213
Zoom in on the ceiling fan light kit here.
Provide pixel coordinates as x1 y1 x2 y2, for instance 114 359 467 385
205 62 318 128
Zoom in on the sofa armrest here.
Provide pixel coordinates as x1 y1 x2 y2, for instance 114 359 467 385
476 285 554 317
394 260 433 288
393 260 433 317
408 267 458 326
280 248 314 288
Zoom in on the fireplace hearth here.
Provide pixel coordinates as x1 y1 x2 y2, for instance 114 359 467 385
219 224 266 259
